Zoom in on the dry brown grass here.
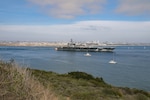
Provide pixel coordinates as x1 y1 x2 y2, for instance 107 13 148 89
0 60 58 100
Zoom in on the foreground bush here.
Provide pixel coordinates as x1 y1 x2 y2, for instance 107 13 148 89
0 60 57 100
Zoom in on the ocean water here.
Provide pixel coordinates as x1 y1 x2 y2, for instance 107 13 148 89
0 46 150 91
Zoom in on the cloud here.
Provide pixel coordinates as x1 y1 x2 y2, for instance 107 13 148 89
0 21 150 42
27 0 106 19
115 0 150 16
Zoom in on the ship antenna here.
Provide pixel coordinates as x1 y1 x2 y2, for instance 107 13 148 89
70 38 73 43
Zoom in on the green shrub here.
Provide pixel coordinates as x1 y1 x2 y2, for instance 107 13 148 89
102 88 122 97
68 71 95 80
133 89 150 98
136 93 149 100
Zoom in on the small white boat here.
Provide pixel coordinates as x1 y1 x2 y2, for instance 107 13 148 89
84 52 91 56
109 60 117 64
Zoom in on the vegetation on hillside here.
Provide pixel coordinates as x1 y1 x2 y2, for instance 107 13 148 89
0 60 57 100
0 60 150 100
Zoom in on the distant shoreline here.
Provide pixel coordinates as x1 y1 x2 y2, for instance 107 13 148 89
0 41 150 47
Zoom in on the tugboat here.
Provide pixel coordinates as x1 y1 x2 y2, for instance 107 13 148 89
55 39 115 52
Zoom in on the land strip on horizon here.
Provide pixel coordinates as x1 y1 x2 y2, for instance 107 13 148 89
0 41 150 47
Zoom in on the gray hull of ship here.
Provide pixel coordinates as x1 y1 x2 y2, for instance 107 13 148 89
55 47 114 52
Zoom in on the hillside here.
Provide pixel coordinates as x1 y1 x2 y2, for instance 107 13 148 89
0 60 57 100
0 60 150 100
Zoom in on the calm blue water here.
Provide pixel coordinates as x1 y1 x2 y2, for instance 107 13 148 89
0 46 150 91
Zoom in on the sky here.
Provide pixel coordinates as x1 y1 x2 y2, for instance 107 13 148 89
0 0 150 43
